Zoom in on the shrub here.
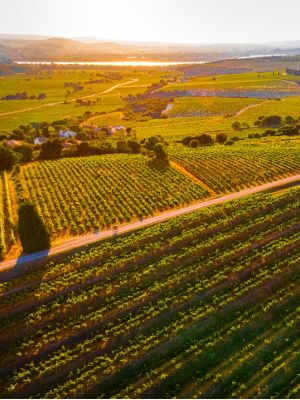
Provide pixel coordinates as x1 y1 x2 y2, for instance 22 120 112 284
190 139 199 148
285 115 295 125
232 121 241 130
264 129 276 136
261 115 282 127
182 136 194 146
197 133 214 146
215 132 228 144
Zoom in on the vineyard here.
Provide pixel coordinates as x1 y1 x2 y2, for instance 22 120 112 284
166 96 263 117
159 71 300 92
0 187 299 398
170 142 300 194
0 172 16 258
16 154 208 236
1 140 300 259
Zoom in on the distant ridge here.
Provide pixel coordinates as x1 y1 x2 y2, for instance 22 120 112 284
0 34 300 62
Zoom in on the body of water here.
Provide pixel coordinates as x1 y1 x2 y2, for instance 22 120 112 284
14 60 207 67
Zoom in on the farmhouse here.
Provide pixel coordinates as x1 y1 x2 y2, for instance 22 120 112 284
58 130 77 139
34 136 47 145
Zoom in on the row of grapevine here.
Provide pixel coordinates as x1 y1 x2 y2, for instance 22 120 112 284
18 154 208 237
0 174 6 258
170 142 300 194
0 172 16 258
0 187 299 398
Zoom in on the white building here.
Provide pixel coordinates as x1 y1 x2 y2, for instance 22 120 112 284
34 136 47 145
58 130 77 139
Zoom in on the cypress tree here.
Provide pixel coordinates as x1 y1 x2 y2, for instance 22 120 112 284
17 202 50 253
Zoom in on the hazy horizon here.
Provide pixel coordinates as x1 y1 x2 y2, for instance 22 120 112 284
1 0 300 45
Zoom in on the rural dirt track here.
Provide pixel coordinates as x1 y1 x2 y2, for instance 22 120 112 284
0 173 300 273
235 99 274 116
0 79 138 117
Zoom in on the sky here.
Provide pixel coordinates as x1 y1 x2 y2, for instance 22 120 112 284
1 0 300 44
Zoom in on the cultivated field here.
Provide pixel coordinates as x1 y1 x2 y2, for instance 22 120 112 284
0 68 171 132
169 140 300 194
0 187 299 398
165 96 264 117
0 154 207 255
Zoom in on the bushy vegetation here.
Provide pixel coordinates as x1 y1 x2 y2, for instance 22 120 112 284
182 133 214 147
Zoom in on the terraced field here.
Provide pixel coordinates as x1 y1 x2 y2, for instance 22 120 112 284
0 187 299 398
170 141 300 194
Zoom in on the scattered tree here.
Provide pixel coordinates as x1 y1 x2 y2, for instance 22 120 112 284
153 143 169 164
232 121 241 130
190 139 199 148
40 138 63 159
215 132 228 144
197 133 214 146
127 140 141 154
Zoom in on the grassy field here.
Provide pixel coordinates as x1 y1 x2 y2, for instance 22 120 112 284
0 187 299 398
2 67 300 139
0 68 170 132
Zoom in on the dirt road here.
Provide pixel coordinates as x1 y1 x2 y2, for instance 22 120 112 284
235 99 274 116
0 173 299 273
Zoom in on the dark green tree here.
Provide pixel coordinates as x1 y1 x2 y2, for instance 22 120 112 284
189 139 199 148
215 132 228 144
40 138 63 159
127 139 141 154
145 136 162 151
77 141 90 155
232 121 241 130
17 202 50 253
197 133 214 146
15 144 33 162
153 143 169 166
0 145 19 171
